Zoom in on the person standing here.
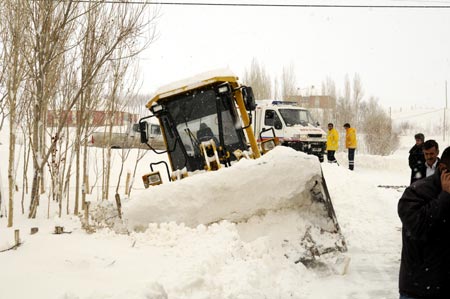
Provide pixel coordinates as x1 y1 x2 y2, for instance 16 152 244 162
326 123 339 163
423 139 440 178
343 123 357 170
408 133 425 184
398 146 450 299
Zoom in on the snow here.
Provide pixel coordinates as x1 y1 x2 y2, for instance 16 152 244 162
124 146 323 228
149 68 237 104
0 119 425 299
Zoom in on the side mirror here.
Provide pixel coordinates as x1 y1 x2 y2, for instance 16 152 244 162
316 121 320 127
242 86 256 111
274 120 283 130
139 121 148 143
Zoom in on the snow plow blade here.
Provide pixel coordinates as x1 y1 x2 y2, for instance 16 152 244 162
122 147 347 270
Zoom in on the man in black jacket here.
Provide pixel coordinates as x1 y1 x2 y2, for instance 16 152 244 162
423 140 440 178
398 146 450 299
409 133 426 184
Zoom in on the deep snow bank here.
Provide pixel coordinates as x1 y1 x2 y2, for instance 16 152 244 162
123 146 324 229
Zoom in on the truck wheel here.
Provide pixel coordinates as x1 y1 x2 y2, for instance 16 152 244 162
319 156 324 163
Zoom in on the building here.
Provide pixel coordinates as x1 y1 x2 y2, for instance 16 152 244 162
286 95 336 109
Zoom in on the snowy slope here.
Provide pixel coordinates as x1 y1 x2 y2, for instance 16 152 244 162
0 108 439 299
0 148 407 299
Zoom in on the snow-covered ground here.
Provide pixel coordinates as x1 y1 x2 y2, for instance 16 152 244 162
0 119 444 299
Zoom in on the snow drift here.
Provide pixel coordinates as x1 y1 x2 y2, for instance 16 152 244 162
122 146 331 229
116 146 347 275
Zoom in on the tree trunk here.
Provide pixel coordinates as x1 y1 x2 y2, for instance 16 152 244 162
74 111 81 215
7 107 16 227
28 170 40 218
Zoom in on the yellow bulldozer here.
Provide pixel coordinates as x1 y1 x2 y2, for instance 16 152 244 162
133 69 348 271
138 69 262 180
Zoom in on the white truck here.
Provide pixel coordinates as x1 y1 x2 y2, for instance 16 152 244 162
88 121 164 150
253 100 327 162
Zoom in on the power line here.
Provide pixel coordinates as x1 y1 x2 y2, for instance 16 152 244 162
61 0 450 8
391 0 450 4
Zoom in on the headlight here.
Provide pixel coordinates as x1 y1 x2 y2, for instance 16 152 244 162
150 104 164 115
299 134 308 140
217 83 230 94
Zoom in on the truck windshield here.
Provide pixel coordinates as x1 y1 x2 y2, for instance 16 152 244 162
278 108 314 127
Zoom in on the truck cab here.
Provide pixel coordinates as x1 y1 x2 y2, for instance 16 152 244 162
253 100 327 162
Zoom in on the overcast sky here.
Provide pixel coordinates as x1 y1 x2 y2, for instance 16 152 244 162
138 0 450 109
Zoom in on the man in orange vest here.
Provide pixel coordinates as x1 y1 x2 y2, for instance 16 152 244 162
344 123 357 170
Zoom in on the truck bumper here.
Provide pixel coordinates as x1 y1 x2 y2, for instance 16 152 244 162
283 141 326 161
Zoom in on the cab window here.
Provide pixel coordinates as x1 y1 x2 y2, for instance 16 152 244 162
264 110 281 127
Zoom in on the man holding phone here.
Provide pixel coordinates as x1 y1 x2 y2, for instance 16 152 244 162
398 146 450 299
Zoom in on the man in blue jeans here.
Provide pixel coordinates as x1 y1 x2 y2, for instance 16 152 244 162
398 146 450 299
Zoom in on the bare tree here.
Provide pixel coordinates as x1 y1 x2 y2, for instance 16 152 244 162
242 58 272 100
320 76 337 126
108 55 135 199
273 77 280 100
0 3 9 135
335 74 355 130
361 97 399 155
1 0 28 227
126 94 149 197
280 63 297 100
76 1 110 214
353 73 364 127
13 0 159 217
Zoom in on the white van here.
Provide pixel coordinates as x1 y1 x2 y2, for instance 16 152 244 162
252 100 327 162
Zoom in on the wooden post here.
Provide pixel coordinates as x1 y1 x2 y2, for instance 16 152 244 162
115 193 122 219
125 172 131 195
55 226 64 234
14 230 20 247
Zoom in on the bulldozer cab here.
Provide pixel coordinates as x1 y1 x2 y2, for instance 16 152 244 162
142 69 260 173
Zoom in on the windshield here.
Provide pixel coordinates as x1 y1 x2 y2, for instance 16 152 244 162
167 90 240 156
160 87 246 171
278 108 315 127
175 112 239 156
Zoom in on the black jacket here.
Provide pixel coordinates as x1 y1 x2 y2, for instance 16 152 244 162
398 171 450 298
409 144 426 184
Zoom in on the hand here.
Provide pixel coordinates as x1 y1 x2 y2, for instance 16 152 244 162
441 169 450 193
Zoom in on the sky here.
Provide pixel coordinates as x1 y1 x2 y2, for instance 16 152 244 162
138 0 450 109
